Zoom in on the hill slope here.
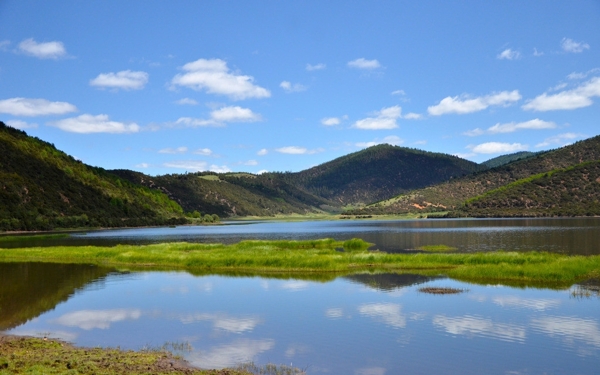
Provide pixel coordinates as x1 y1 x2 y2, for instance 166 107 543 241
481 151 536 169
356 135 600 215
271 144 484 205
452 160 600 217
0 122 186 231
111 170 335 217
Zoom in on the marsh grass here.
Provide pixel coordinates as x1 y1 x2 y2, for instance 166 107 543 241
236 362 306 375
1 239 599 287
0 233 69 243
416 244 457 252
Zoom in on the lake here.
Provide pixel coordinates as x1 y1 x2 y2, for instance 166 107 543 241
1 218 600 373
2 263 599 374
2 217 600 255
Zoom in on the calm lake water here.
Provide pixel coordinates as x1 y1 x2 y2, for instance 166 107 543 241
2 263 599 374
3 217 600 255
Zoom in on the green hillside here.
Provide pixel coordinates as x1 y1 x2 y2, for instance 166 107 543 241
272 144 484 205
481 151 536 169
356 135 600 215
452 160 600 217
111 170 335 217
0 122 186 231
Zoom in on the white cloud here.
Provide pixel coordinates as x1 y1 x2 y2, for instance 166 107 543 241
179 313 261 334
53 309 141 330
171 58 270 100
468 142 528 154
193 148 213 156
257 169 268 174
90 70 148 90
522 77 600 111
257 148 268 156
325 308 344 319
487 119 557 134
358 303 406 329
535 132 582 148
391 90 406 96
356 135 404 148
280 81 307 93
403 112 423 120
428 90 521 116
281 280 310 291
275 146 324 155
321 117 341 126
306 63 326 71
175 117 222 127
533 48 544 57
18 38 66 59
210 106 261 122
492 296 560 311
352 105 401 130
244 160 258 166
6 119 38 129
175 98 198 105
463 128 485 137
49 114 140 134
159 146 188 154
531 316 600 348
163 160 231 173
497 48 521 60
186 339 274 369
348 58 381 70
433 315 525 342
561 38 590 53
136 163 149 168
0 97 77 117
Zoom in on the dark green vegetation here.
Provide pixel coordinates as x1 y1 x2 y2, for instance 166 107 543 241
356 135 600 216
481 151 536 169
453 160 600 217
0 334 250 375
0 122 186 231
272 144 484 205
1 240 599 287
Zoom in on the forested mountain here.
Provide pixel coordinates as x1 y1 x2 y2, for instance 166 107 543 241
355 135 600 215
270 144 484 205
452 160 600 217
481 151 536 169
111 170 335 217
0 122 186 231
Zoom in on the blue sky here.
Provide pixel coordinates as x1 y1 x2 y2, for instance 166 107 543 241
1 1 599 175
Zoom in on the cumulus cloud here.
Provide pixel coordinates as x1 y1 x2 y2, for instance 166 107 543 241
533 48 544 57
561 38 590 53
49 114 140 134
321 117 341 126
391 90 406 96
175 98 198 105
0 97 77 117
175 106 261 127
163 160 231 173
535 132 582 148
487 119 557 134
348 58 381 70
6 119 38 129
428 90 521 116
171 58 270 100
90 70 148 90
280 81 307 93
306 63 326 71
352 106 401 130
463 128 485 137
356 135 404 148
497 48 521 60
18 38 66 59
159 146 188 154
403 112 423 120
522 77 600 111
136 163 149 168
193 148 213 156
275 146 324 155
468 142 528 154
257 148 268 156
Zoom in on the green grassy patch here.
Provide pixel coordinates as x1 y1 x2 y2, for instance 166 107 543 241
0 234 69 243
416 244 457 252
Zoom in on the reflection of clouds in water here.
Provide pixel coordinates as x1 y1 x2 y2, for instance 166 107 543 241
531 316 600 348
433 315 526 342
325 308 344 319
281 281 310 291
285 343 311 358
53 309 141 330
358 303 405 328
9 329 78 342
355 366 386 375
160 285 189 294
187 338 274 369
493 296 560 311
179 313 261 334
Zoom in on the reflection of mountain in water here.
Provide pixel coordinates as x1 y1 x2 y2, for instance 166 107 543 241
344 273 443 292
0 263 115 330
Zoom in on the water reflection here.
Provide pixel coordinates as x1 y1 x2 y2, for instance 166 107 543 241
432 314 526 343
530 316 600 349
53 309 142 330
186 338 275 369
358 303 406 329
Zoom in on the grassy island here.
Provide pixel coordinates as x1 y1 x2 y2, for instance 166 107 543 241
1 239 599 287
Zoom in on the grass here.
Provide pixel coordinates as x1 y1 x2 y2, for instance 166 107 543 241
1 239 599 287
0 334 249 375
416 244 458 252
0 234 69 243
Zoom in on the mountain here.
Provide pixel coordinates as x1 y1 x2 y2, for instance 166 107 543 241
481 151 536 169
452 160 600 217
355 135 600 215
110 170 335 217
270 144 484 205
0 122 186 231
